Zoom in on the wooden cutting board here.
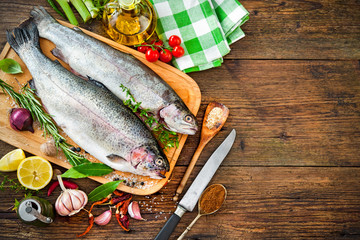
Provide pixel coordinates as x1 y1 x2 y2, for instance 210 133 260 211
0 21 201 195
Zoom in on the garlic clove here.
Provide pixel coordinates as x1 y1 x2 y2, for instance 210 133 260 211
69 190 83 210
128 201 146 221
94 209 112 225
67 190 88 216
55 194 71 216
60 191 74 212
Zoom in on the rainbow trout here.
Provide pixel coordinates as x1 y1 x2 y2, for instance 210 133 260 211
7 23 169 179
30 6 198 135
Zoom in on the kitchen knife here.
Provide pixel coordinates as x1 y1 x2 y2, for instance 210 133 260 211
154 129 236 240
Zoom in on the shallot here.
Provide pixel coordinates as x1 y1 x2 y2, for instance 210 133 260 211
9 108 34 133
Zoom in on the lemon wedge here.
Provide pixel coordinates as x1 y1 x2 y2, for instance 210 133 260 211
17 156 53 190
0 149 26 172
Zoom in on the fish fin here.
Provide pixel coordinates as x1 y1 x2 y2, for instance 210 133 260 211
6 20 40 55
27 79 37 93
107 154 127 164
73 27 82 32
30 6 56 26
51 47 67 63
87 76 109 90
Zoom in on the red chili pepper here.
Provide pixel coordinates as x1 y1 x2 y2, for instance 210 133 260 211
120 197 132 215
77 213 94 237
120 214 130 230
113 189 124 197
109 193 132 205
47 181 59 196
89 195 111 212
116 207 130 232
47 180 78 196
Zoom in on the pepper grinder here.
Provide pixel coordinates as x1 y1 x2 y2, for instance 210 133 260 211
17 196 54 226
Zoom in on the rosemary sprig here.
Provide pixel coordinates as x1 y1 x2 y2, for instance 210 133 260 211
120 84 179 150
0 79 89 166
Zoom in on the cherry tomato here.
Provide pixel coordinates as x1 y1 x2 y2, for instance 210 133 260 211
172 45 184 58
145 49 159 62
168 35 181 47
151 40 163 51
159 49 173 63
137 43 149 53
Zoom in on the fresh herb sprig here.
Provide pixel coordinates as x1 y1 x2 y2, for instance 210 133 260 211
120 84 179 150
0 173 27 193
13 192 33 212
0 79 89 166
93 0 110 17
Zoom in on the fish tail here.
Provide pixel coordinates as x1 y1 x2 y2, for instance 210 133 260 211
6 20 40 56
30 6 57 26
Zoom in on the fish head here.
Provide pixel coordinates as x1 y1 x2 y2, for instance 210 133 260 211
130 146 169 179
160 101 198 135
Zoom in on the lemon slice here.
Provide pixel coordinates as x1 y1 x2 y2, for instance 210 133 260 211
0 149 26 172
17 156 53 190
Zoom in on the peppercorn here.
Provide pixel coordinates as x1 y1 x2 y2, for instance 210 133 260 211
70 147 76 151
59 138 64 143
76 147 81 152
113 178 120 181
140 182 144 186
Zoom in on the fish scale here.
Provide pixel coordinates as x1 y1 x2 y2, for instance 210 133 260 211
30 6 198 136
6 22 169 179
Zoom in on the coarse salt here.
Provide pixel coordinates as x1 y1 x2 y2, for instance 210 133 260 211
205 107 223 129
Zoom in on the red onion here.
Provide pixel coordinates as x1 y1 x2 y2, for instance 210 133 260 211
9 108 34 133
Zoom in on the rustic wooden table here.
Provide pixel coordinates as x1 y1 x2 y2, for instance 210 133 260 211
0 0 359 239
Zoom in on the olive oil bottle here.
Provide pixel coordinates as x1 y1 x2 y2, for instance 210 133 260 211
103 0 157 46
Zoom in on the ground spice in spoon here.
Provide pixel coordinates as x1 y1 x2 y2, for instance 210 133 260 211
199 185 226 215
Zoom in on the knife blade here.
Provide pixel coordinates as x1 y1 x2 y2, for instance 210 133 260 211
154 129 236 240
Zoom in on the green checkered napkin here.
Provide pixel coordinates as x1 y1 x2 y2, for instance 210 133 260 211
149 0 249 73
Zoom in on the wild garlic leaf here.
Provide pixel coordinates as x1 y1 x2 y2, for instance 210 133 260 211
61 167 87 179
62 163 113 178
0 59 23 74
88 180 122 202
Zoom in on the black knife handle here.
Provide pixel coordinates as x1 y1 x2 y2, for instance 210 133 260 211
154 213 181 240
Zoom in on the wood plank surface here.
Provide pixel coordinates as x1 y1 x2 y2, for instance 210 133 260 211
229 0 360 60
1 1 359 60
0 0 359 239
1 165 360 239
186 60 360 167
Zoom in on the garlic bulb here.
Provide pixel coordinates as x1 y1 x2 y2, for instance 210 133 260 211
55 175 87 216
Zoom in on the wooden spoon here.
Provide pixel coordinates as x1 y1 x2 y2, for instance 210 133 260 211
177 184 227 240
173 102 229 201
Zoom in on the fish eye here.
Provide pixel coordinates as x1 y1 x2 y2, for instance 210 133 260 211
155 158 163 166
184 115 193 123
